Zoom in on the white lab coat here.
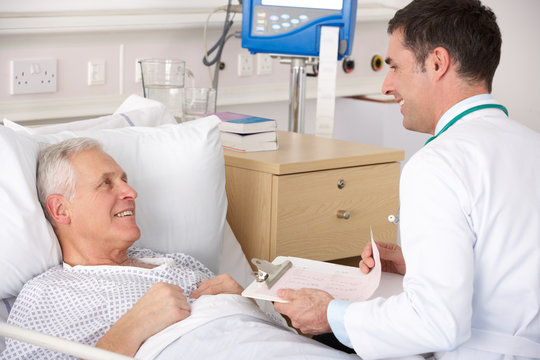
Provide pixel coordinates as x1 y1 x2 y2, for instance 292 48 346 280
344 99 540 360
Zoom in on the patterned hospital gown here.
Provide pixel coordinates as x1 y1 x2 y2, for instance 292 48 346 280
1 248 214 359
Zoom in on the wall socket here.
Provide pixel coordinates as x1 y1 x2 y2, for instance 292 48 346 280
237 53 253 76
10 59 57 95
256 53 273 75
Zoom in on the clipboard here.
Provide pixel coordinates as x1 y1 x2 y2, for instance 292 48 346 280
241 229 382 303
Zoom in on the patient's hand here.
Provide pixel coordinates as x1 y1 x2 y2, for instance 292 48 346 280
274 288 333 335
359 241 406 275
190 274 244 299
96 282 190 356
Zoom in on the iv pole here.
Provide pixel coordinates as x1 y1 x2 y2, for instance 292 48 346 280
279 56 318 133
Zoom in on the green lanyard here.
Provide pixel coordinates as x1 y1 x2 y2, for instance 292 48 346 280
425 104 508 146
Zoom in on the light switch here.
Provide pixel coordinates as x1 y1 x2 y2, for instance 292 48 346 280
88 60 106 85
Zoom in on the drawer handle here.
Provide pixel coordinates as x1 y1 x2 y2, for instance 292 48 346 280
336 210 351 220
337 179 345 189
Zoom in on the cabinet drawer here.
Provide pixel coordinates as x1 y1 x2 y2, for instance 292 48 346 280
271 162 400 261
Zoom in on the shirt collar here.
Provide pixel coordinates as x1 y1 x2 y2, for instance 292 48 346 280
434 94 494 135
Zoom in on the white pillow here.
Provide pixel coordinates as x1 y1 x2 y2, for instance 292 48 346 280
32 116 226 273
219 222 253 288
0 116 226 300
3 94 177 135
0 127 62 298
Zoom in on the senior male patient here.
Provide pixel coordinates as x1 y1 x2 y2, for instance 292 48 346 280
2 138 358 360
274 0 540 359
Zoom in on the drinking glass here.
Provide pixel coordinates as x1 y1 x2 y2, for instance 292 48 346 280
183 87 217 122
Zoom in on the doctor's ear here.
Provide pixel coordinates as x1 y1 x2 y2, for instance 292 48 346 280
45 194 71 225
429 46 451 78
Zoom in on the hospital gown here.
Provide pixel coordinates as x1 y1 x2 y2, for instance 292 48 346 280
1 248 213 359
2 248 359 360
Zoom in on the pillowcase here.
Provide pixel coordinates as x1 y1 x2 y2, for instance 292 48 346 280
0 127 62 298
33 116 227 272
0 116 226 299
3 94 176 135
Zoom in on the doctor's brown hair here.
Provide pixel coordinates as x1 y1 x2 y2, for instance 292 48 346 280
388 0 501 92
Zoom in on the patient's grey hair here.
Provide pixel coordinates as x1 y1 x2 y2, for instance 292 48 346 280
37 138 102 223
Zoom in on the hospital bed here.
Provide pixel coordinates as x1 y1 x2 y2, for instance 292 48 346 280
0 95 422 360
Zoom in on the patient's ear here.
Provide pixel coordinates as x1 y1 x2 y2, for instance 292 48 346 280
46 195 71 225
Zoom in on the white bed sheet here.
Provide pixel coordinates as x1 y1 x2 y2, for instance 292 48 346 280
153 314 358 360
154 318 425 360
137 294 359 360
136 282 424 360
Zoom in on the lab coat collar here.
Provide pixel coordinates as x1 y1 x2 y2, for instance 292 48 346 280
434 94 495 135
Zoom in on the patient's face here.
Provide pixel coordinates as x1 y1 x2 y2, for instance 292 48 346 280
68 148 140 253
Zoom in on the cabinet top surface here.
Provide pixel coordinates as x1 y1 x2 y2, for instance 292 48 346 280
224 131 404 175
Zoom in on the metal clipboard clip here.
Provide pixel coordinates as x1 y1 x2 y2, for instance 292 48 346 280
251 258 293 289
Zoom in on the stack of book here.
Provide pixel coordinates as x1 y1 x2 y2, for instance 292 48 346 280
214 112 278 152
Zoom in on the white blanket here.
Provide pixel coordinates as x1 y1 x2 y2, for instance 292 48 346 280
137 294 360 360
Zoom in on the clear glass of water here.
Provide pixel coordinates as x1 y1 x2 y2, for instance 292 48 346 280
138 59 194 122
183 88 217 122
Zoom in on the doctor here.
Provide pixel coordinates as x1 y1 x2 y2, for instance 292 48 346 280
274 0 540 359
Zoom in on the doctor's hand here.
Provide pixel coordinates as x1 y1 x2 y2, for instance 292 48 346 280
96 282 190 356
359 241 406 275
190 274 244 299
273 288 334 335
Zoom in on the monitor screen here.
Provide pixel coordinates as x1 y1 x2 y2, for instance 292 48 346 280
261 0 343 11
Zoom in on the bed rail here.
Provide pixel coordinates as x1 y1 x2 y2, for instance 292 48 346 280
0 321 135 360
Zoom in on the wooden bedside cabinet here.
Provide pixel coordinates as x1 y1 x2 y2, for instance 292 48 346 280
224 131 404 266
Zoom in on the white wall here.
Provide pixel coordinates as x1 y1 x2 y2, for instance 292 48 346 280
0 0 537 161
0 3 395 123
484 0 539 134
223 0 540 164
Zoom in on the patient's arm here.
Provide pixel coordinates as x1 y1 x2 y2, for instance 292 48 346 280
359 241 406 275
96 282 191 357
189 273 243 298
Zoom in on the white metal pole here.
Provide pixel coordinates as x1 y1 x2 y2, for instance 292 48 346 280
0 322 136 360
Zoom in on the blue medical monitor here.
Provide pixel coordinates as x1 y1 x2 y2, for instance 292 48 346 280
241 0 357 60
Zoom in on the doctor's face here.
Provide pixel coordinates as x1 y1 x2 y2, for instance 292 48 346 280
381 29 436 134
67 148 140 251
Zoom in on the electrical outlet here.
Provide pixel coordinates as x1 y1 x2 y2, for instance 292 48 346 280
256 53 273 75
10 59 57 95
237 53 253 77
